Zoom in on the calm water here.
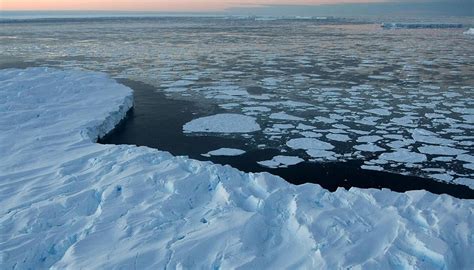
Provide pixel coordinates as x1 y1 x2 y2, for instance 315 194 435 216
1 16 473 194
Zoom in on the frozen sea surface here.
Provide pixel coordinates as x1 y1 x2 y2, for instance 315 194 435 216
1 68 473 269
1 17 473 187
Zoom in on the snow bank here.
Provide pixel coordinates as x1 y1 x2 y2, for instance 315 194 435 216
1 68 473 269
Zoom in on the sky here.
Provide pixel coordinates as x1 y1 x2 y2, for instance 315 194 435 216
1 0 397 11
1 0 472 17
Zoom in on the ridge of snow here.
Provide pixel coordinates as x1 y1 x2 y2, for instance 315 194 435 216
1 68 472 269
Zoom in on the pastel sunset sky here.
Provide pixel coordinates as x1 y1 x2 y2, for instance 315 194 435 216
2 0 387 11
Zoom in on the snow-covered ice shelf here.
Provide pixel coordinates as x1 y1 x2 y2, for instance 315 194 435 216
1 68 473 269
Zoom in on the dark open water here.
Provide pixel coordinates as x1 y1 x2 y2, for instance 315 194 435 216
100 79 474 199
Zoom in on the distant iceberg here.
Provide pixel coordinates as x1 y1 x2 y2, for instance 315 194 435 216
464 28 474 35
382 23 463 29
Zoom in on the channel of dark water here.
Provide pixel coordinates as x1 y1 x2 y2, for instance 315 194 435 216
99 79 474 199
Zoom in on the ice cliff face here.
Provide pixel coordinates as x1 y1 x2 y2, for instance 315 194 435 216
0 68 472 269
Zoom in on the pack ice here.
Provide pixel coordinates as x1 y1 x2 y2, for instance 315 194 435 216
1 68 473 269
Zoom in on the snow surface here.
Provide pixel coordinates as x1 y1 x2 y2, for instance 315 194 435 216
1 68 473 269
183 113 261 134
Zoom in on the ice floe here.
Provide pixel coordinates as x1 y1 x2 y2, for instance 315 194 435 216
183 114 261 133
257 155 304 168
354 144 385 152
418 145 467 156
464 28 474 35
203 148 246 157
380 150 428 163
286 138 335 151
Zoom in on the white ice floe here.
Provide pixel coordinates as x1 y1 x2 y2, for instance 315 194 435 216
1 68 473 269
257 155 304 168
203 148 246 157
354 144 385 152
326 133 351 142
361 165 384 171
366 108 391 116
430 174 454 182
306 149 336 158
418 145 467 156
380 150 428 163
269 112 304 121
382 23 463 29
286 138 335 151
411 128 455 145
183 113 260 133
357 135 383 143
464 28 474 35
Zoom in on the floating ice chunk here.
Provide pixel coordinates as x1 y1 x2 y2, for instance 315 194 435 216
326 133 351 142
300 131 322 138
366 108 391 116
391 116 416 127
454 177 474 189
457 154 474 163
387 139 415 149
361 165 384 171
243 106 271 112
257 155 304 168
411 129 455 145
357 135 383 143
204 148 246 157
418 145 467 156
272 123 295 130
464 163 474 171
464 28 474 35
380 150 427 163
183 114 260 133
314 116 337 124
430 174 454 182
296 123 315 130
354 144 385 152
270 112 304 121
356 116 380 126
382 23 463 29
306 149 336 158
286 138 334 151
261 77 283 87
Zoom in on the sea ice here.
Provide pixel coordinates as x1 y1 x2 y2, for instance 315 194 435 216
357 135 383 143
418 145 467 156
203 148 246 157
257 155 304 168
354 144 385 152
366 108 391 116
464 28 474 35
269 112 304 121
286 138 335 151
380 150 427 163
183 114 261 133
326 133 351 142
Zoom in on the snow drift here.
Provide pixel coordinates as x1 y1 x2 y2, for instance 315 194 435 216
0 68 473 269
